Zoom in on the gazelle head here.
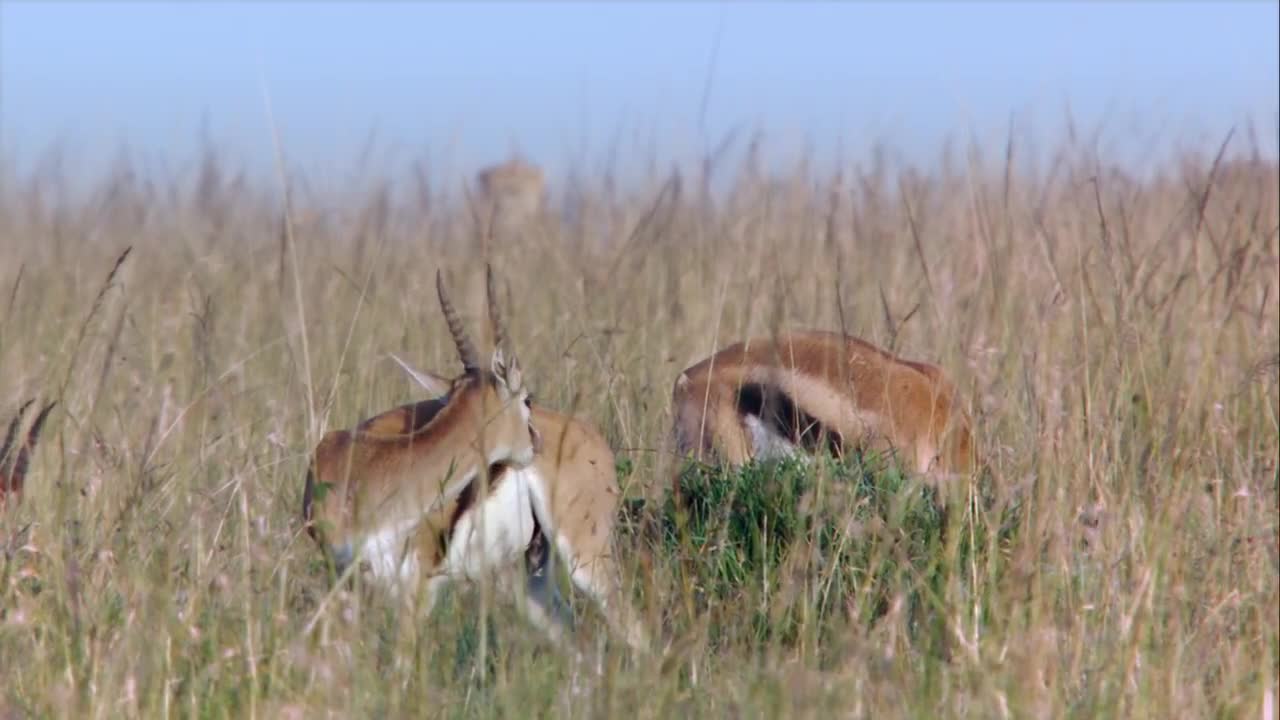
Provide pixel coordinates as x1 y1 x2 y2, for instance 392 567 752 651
434 265 542 465
302 266 541 569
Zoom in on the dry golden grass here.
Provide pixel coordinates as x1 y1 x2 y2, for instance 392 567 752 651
0 127 1276 718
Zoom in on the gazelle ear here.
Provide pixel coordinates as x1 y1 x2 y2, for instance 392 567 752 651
490 347 523 393
506 354 523 393
387 353 452 397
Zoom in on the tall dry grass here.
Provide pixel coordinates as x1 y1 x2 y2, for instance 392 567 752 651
0 124 1276 719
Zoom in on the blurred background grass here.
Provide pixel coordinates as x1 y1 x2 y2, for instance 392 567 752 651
0 124 1276 718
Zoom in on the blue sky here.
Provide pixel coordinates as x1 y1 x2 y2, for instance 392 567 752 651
2 1 1277 185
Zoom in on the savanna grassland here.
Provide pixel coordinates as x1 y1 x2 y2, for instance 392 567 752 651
0 125 1277 719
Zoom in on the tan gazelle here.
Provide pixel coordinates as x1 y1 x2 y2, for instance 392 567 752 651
669 330 978 489
385 351 651 656
302 267 556 636
303 266 647 656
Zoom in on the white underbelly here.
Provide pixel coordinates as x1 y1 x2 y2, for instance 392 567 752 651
444 467 538 580
359 515 422 588
743 413 804 461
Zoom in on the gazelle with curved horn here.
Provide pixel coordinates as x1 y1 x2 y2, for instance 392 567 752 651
0 398 56 510
302 266 580 643
388 350 651 655
669 330 978 487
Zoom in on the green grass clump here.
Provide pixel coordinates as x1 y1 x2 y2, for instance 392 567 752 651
619 452 1019 674
656 454 944 650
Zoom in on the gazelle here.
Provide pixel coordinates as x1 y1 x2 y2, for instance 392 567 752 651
669 330 977 486
388 353 651 656
1 399 56 510
302 267 646 657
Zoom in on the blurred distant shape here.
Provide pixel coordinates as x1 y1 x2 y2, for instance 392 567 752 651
473 157 548 242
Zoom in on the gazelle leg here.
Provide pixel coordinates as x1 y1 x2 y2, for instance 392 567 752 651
522 569 576 649
521 543 598 697
518 534 578 654
560 543 650 655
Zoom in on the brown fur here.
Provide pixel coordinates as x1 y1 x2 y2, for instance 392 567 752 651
670 329 977 486
0 399 56 510
387 359 652 654
302 371 536 563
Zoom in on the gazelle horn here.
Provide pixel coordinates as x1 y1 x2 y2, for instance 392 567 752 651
485 263 508 353
436 269 479 372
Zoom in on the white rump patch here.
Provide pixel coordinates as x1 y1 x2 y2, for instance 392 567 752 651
444 466 541 581
354 466 552 600
743 413 805 462
522 465 574 567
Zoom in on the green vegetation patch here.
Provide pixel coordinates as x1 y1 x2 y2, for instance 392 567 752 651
620 452 1013 664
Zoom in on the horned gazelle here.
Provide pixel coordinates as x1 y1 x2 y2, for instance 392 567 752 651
388 353 651 655
669 330 977 487
0 398 56 510
302 267 647 657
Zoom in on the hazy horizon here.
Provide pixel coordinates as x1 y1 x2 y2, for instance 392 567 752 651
3 1 1277 190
